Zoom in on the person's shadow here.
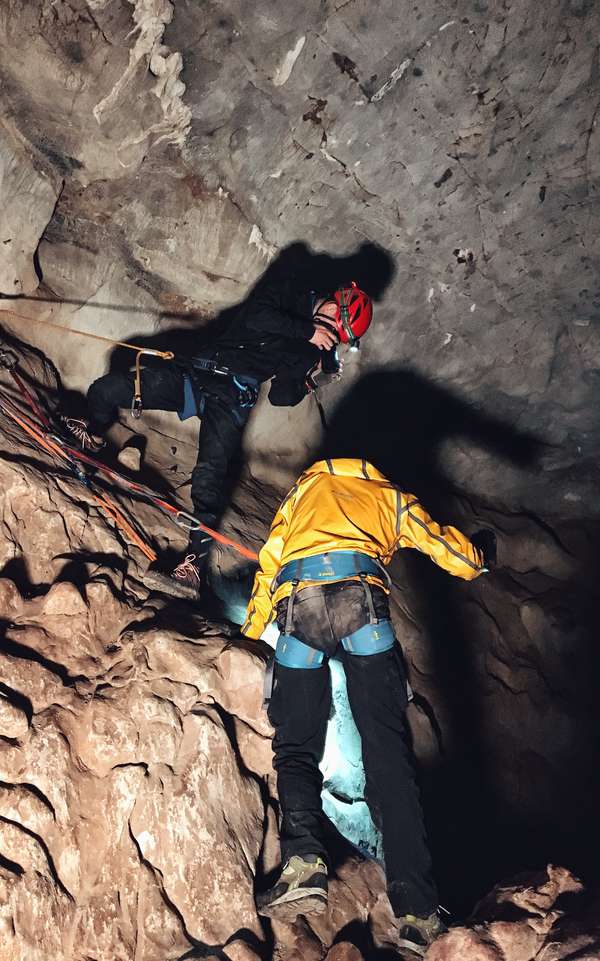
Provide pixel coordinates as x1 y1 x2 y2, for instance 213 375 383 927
105 239 396 372
317 366 546 915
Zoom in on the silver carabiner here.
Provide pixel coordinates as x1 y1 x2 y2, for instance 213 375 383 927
174 509 202 531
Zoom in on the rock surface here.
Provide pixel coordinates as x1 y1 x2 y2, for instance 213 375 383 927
0 334 598 960
428 865 600 961
1 1 600 959
0 0 599 501
0 400 391 960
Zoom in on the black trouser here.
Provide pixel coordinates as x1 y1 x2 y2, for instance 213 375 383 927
87 365 249 568
268 582 438 919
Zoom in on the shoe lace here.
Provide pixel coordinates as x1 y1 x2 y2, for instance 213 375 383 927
173 554 200 582
64 417 95 447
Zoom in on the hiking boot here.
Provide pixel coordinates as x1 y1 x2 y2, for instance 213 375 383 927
171 553 202 594
60 416 105 453
395 910 448 958
257 855 328 922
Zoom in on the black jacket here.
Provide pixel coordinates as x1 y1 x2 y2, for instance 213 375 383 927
209 274 331 407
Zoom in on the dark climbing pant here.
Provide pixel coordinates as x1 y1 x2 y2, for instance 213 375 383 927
87 365 248 568
268 583 438 919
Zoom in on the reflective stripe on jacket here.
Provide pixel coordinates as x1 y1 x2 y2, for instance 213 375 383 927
241 458 485 640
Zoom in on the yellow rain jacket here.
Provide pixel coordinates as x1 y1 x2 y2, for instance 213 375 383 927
242 458 485 639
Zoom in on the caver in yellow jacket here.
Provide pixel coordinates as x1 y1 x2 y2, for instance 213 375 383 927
242 458 485 639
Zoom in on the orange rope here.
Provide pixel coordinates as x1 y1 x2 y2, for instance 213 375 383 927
0 308 174 360
0 337 261 562
0 394 71 462
0 391 158 562
92 493 157 562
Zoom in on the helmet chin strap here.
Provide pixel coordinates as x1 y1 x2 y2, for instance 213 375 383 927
338 288 359 348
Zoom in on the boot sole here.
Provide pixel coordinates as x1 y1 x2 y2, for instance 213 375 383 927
258 889 327 922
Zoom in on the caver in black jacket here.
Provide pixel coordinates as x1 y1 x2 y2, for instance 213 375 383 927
208 273 337 407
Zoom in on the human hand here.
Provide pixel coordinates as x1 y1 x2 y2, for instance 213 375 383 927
310 320 339 350
471 529 497 568
315 299 338 321
309 299 339 350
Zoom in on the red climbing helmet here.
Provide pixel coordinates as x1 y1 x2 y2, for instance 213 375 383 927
333 282 373 346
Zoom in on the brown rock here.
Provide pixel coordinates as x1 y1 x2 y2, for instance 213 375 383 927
117 445 142 472
0 694 29 739
129 710 264 944
427 929 504 961
429 866 594 961
324 943 365 961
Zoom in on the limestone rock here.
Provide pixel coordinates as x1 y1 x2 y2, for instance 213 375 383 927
428 865 600 961
0 123 62 295
0 693 29 739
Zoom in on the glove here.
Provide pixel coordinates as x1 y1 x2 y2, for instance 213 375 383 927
471 529 497 569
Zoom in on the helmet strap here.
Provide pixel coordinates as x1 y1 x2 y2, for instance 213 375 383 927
339 288 358 347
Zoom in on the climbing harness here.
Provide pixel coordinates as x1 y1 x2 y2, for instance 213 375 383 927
260 549 395 694
180 355 260 410
0 344 259 564
274 620 396 668
1 310 175 420
276 550 388 588
0 309 258 418
262 619 397 705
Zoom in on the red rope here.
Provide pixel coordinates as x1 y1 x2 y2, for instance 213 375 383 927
0 372 259 563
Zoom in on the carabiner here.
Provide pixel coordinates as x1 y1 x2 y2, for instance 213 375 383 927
174 509 202 531
131 394 143 419
130 349 175 420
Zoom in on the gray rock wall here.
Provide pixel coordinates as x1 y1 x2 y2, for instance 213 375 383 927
1 0 599 504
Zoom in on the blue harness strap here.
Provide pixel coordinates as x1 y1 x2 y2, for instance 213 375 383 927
277 550 387 587
178 374 199 421
274 620 396 669
341 619 396 654
178 371 259 421
275 634 326 669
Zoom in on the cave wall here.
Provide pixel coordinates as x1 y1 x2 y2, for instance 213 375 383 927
1 0 600 954
1 0 599 501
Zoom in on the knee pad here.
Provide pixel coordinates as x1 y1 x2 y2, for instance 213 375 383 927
341 619 396 655
275 634 325 669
